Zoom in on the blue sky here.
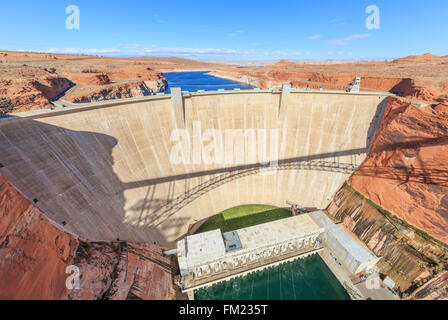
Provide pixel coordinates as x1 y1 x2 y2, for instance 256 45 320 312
1 0 447 61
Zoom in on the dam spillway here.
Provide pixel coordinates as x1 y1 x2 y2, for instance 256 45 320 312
0 89 389 247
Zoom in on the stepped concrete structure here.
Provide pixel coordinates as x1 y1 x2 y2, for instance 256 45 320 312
0 88 389 247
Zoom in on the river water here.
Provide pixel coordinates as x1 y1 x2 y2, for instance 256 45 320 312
164 72 349 300
195 255 349 300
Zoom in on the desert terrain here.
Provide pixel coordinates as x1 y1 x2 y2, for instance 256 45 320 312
211 53 448 104
0 51 231 113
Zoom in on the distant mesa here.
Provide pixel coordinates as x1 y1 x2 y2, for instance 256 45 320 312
275 59 295 67
392 52 445 63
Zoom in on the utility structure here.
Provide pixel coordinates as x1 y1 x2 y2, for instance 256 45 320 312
347 77 361 93
176 214 324 292
175 211 381 293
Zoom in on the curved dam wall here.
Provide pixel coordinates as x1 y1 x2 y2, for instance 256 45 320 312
0 90 388 247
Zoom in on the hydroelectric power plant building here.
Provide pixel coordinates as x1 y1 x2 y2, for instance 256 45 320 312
309 211 381 275
176 212 380 293
177 214 324 292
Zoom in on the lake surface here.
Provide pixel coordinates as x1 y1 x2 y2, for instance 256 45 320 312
163 71 252 93
195 254 349 300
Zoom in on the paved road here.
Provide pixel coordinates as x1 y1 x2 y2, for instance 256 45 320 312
319 248 399 300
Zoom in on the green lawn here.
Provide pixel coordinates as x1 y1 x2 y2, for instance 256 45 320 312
195 204 292 234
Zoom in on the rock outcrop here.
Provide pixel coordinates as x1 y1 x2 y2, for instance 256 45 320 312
351 97 448 243
0 66 73 113
0 173 180 300
409 272 448 300
0 51 174 114
326 183 448 298
0 173 78 299
66 80 167 103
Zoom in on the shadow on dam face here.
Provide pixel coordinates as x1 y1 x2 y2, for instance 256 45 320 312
0 118 179 244
2 91 428 247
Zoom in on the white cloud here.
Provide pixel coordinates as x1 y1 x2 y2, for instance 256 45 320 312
308 35 321 40
330 18 343 23
329 18 347 26
45 45 258 59
329 40 347 46
152 14 165 24
329 34 372 46
47 48 118 54
227 30 245 37
345 34 371 41
40 44 312 60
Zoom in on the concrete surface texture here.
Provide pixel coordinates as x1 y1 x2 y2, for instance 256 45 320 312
0 90 388 247
309 211 380 274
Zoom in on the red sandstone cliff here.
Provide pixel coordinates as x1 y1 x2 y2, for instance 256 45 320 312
0 173 77 299
350 97 448 243
409 271 448 300
0 67 73 113
326 184 448 297
0 174 179 300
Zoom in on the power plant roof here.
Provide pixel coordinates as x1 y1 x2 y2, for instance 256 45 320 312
177 214 324 274
236 215 323 250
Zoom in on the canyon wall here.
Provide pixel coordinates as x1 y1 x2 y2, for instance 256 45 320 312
0 91 388 247
0 51 170 114
350 97 448 243
0 173 178 300
326 183 448 298
0 67 73 113
326 97 448 297
0 173 78 299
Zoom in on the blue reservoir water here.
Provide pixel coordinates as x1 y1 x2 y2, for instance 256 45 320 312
163 71 252 93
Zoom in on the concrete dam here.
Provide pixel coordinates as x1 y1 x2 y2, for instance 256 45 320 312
0 88 388 247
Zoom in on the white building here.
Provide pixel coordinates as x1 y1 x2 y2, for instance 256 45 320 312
177 214 324 284
177 229 226 276
176 211 381 291
309 211 381 274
